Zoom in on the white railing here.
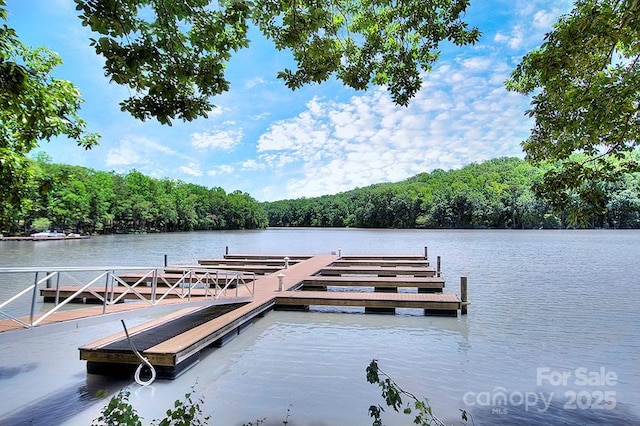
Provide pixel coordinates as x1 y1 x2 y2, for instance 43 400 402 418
0 266 256 329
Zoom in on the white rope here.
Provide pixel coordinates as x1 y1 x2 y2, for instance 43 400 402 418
121 320 156 386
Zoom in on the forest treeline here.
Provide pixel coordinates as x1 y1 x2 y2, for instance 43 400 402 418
262 157 640 229
3 156 640 235
2 157 268 235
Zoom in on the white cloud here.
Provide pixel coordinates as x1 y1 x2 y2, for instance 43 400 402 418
191 129 243 150
494 25 525 49
254 51 534 200
179 162 203 177
105 136 181 167
206 106 228 118
533 9 557 30
207 165 235 176
245 77 266 89
242 159 265 171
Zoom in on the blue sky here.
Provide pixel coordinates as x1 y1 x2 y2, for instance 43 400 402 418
7 0 571 201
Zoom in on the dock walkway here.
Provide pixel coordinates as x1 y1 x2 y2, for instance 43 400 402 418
60 252 462 380
79 255 338 378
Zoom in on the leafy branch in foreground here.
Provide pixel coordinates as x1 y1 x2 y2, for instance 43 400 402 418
74 0 480 124
91 386 210 426
506 0 640 214
366 359 471 426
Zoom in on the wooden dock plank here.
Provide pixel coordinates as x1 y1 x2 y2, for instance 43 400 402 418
319 265 436 277
339 255 427 260
302 276 444 289
168 264 282 275
223 254 313 261
275 291 460 310
331 259 431 267
198 258 302 267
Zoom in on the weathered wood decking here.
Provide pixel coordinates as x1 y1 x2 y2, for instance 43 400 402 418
78 253 464 379
300 275 445 292
275 291 460 311
79 255 337 378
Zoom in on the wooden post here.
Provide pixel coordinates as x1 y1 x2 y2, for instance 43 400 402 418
164 254 168 267
225 246 229 256
436 256 441 277
424 246 428 260
461 276 468 315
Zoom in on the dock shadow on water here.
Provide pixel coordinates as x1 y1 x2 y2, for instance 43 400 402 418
0 375 130 426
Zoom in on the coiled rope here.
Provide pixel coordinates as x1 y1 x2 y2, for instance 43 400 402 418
121 319 156 386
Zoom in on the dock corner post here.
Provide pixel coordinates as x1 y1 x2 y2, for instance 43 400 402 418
225 246 229 256
460 276 468 315
164 254 168 267
436 256 441 277
277 273 285 291
424 246 428 260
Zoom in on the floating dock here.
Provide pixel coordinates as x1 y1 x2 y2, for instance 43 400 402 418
79 252 466 379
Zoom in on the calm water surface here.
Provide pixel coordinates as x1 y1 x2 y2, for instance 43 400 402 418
0 229 639 425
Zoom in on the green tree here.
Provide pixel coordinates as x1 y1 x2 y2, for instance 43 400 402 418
507 0 640 214
0 1 99 229
74 0 480 124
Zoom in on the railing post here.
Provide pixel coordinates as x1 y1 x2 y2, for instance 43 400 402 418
103 272 110 314
461 276 468 315
29 272 39 327
436 256 441 277
424 246 428 260
54 273 61 306
225 245 229 256
152 269 158 304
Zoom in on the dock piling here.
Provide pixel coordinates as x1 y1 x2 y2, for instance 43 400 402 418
277 273 285 291
461 276 468 315
436 256 441 277
424 246 428 260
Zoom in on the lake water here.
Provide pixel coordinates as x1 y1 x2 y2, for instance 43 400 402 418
0 229 639 425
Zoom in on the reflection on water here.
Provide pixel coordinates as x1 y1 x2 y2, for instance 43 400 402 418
1 229 639 425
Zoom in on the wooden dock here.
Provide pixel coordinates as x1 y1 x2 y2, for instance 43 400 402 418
79 255 337 378
318 265 436 277
300 276 445 292
78 252 466 379
275 291 460 312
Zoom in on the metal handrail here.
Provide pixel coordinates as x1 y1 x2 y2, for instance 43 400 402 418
0 266 254 330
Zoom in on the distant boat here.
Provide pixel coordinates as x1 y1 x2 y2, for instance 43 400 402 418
0 231 90 241
32 230 63 239
30 231 89 240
